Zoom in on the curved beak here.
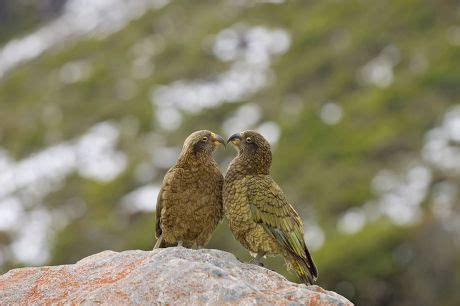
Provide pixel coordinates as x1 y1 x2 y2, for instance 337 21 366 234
211 133 226 148
227 133 242 145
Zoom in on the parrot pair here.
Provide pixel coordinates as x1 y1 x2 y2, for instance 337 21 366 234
154 130 318 285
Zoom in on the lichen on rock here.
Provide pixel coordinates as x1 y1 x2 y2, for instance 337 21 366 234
0 247 352 305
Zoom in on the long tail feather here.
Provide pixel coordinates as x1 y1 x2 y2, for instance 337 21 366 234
288 252 318 285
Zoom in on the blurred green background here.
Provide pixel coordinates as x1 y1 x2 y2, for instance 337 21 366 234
1 0 460 305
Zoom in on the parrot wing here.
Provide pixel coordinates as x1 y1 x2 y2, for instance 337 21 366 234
247 175 318 282
155 167 183 238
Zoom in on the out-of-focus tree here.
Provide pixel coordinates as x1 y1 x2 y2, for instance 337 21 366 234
0 1 459 305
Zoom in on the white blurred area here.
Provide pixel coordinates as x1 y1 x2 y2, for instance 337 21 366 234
320 101 343 125
358 44 401 88
0 122 126 265
120 184 160 213
151 24 290 130
0 0 169 78
337 105 460 235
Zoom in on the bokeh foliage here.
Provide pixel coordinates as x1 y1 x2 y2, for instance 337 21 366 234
1 1 459 305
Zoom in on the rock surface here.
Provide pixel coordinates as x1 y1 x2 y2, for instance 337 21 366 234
0 247 352 305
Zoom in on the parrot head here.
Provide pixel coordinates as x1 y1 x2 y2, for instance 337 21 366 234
182 130 225 156
227 130 272 173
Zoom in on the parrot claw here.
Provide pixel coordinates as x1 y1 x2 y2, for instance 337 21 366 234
153 236 163 249
249 258 264 267
249 252 266 267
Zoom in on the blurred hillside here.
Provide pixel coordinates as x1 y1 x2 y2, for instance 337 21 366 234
0 0 459 305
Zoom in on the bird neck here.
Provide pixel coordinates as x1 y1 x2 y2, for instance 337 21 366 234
228 152 271 176
176 150 214 168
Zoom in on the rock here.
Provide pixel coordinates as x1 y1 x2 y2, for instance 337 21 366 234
0 247 352 305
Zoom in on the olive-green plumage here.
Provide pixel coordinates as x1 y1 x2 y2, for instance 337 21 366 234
154 130 225 249
223 131 318 285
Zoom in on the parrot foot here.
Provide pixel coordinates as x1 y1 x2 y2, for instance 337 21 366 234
153 236 162 249
249 252 266 267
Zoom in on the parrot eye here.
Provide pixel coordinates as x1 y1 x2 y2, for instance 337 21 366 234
202 136 208 142
245 137 252 143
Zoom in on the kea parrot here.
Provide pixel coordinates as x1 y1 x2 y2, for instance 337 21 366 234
154 130 225 249
223 130 318 285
